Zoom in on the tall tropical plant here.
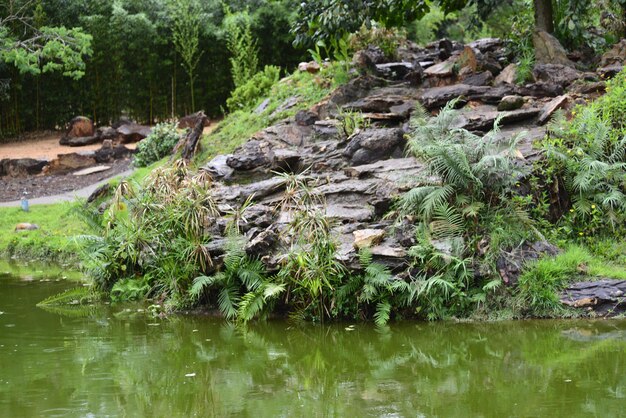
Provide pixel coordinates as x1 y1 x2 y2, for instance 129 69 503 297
169 0 203 111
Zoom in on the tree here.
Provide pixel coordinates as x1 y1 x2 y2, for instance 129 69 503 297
223 7 259 89
169 0 202 112
0 0 92 78
292 0 467 47
533 0 554 32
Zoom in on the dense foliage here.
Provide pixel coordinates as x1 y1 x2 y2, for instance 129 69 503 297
133 122 181 167
0 0 305 138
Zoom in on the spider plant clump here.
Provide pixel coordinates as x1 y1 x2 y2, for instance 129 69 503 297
76 159 218 307
274 172 347 322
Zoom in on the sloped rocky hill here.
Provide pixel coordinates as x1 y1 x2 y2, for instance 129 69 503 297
198 37 621 281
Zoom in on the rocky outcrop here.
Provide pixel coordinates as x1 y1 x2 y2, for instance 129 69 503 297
139 38 607 280
561 280 626 316
532 29 575 67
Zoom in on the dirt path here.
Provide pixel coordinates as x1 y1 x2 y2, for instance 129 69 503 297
0 131 136 160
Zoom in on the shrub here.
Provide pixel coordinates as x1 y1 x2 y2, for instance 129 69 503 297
77 161 217 306
226 65 280 112
133 122 180 167
398 100 534 249
542 69 626 236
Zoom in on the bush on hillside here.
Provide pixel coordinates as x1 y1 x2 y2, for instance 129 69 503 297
133 122 180 167
226 65 280 112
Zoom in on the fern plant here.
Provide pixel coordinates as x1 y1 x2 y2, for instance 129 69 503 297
544 107 626 234
190 235 281 323
398 99 533 248
337 249 406 326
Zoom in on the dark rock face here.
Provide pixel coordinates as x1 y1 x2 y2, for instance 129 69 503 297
0 158 48 177
561 280 626 316
342 128 404 165
497 241 560 286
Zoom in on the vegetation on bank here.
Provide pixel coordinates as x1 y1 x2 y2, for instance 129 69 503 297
0 203 83 264
3 0 626 323
44 67 626 324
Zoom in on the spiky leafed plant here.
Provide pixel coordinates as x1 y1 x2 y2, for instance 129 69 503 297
273 171 346 321
398 99 532 243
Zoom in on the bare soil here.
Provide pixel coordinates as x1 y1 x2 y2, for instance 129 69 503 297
0 131 136 202
0 131 136 160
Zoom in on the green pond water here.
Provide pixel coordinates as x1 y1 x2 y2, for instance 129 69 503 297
1 272 626 417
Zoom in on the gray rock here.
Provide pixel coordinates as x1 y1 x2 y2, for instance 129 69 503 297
95 144 133 163
227 140 273 171
532 64 581 88
497 95 525 111
342 128 405 165
561 279 626 316
375 62 416 81
245 228 278 257
494 64 518 85
202 155 235 180
461 71 494 86
533 29 575 67
537 95 570 125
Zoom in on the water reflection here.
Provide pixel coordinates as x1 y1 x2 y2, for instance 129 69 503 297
1 276 626 417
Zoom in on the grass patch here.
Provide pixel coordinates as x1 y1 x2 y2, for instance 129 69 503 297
516 245 626 316
0 202 84 264
0 259 83 281
194 66 339 165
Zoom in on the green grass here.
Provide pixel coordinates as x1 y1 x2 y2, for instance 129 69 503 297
0 259 83 281
516 244 626 317
0 202 84 264
194 66 339 165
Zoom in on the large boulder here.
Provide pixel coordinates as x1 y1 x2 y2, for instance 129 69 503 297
342 128 404 165
45 152 96 174
59 116 96 145
117 123 152 143
532 29 575 67
532 63 582 89
0 158 48 177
